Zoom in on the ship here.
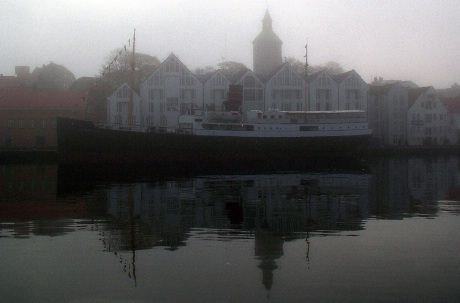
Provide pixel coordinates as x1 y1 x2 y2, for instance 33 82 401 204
56 109 372 169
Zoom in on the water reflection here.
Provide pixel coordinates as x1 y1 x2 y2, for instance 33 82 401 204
1 156 460 296
370 157 460 218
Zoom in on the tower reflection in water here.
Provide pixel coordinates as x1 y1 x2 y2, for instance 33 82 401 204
1 156 460 291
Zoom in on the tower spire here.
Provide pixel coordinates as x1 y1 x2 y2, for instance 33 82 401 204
263 9 272 31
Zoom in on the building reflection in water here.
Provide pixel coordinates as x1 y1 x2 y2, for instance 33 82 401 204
1 156 460 290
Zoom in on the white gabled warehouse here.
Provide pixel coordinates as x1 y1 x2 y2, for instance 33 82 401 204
139 53 203 131
106 83 142 129
407 87 453 146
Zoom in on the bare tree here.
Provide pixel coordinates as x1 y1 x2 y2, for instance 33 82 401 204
285 57 345 76
217 61 248 82
194 66 216 77
100 48 160 86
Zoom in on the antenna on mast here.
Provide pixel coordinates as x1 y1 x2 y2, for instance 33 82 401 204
220 33 227 63
304 40 309 78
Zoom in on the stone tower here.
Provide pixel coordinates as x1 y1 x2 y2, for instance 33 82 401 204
253 10 283 78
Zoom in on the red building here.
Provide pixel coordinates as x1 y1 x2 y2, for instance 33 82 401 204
0 88 86 150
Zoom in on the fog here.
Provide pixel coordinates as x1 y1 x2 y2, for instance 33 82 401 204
1 0 459 88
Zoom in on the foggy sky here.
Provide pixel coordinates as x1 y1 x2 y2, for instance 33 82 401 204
1 0 459 88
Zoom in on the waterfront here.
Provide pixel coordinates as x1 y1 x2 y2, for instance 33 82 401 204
1 157 460 302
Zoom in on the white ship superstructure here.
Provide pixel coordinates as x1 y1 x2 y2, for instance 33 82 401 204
178 110 371 138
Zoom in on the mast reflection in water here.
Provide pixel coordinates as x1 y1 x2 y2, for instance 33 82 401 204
1 156 460 302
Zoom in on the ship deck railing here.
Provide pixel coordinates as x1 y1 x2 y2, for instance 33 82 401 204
100 123 183 134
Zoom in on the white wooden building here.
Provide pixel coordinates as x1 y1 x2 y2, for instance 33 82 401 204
334 70 368 112
307 70 339 111
106 83 142 129
368 82 408 146
138 53 203 131
442 97 460 145
264 63 307 112
203 70 231 112
236 70 265 114
407 87 453 146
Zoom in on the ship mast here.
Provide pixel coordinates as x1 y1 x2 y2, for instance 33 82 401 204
304 41 309 110
304 41 309 78
128 29 136 129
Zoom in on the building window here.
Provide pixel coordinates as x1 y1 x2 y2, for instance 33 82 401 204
36 136 45 147
256 89 263 101
244 76 256 87
160 115 167 127
180 103 190 114
244 89 256 101
7 119 14 128
296 90 302 99
149 102 154 113
425 113 432 123
41 120 46 129
147 115 154 126
117 102 128 113
281 103 291 111
30 120 35 128
167 98 179 112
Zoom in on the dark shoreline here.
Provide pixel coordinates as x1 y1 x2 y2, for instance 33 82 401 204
1 145 460 164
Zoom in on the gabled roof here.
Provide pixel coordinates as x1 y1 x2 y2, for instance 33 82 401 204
260 62 288 83
142 52 199 85
203 69 231 85
408 87 431 106
306 70 324 82
196 71 215 83
332 70 356 83
236 69 264 86
306 69 340 83
0 88 86 110
227 67 251 84
109 83 141 99
263 62 305 85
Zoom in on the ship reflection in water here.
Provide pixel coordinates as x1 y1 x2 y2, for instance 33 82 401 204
1 157 460 302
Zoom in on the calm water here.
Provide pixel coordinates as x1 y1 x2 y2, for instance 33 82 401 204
1 157 460 302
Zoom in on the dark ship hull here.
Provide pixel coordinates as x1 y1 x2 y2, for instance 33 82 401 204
57 118 370 170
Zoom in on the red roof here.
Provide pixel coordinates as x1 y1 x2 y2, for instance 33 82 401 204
0 76 20 88
0 88 86 110
442 96 460 114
